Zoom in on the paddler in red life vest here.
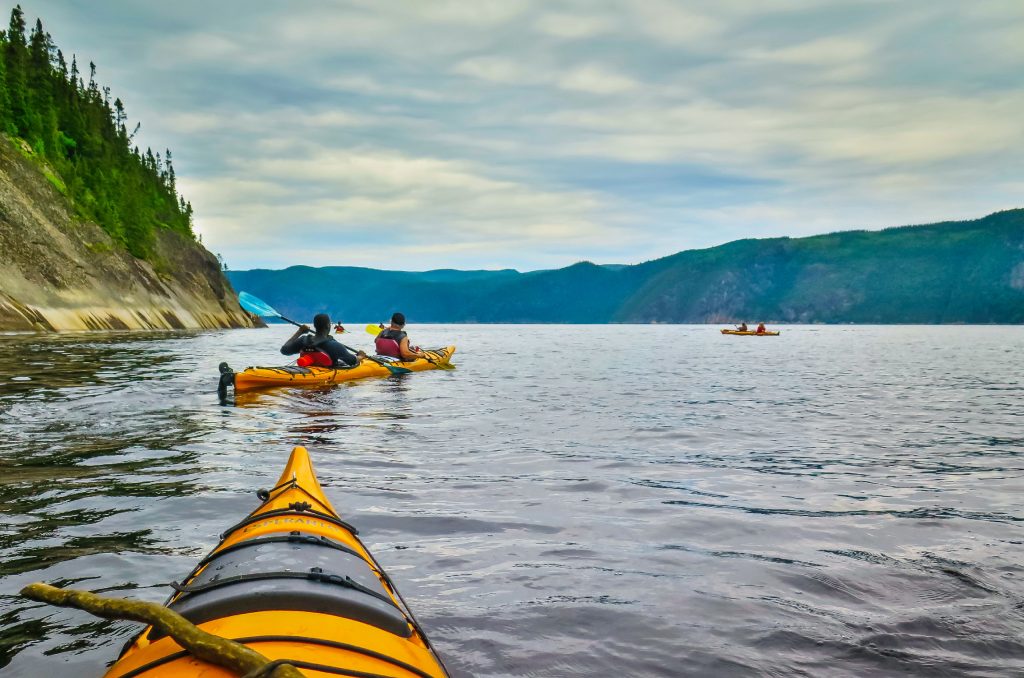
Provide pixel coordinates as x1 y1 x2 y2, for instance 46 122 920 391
756 322 767 334
374 312 426 361
281 313 365 367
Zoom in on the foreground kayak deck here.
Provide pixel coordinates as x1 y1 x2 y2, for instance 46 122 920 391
223 346 456 393
720 330 781 336
105 446 448 678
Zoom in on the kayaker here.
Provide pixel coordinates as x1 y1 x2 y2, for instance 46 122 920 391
756 322 767 334
281 313 365 367
375 312 426 361
737 322 749 332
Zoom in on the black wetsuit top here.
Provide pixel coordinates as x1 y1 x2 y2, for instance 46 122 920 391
280 333 358 367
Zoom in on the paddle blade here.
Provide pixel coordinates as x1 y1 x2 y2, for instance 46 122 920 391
364 356 411 374
365 323 383 336
238 291 281 318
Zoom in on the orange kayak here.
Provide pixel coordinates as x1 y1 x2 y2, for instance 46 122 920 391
720 329 780 336
104 446 449 677
219 346 455 395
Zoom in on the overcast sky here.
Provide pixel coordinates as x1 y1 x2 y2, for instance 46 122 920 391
25 1 1024 271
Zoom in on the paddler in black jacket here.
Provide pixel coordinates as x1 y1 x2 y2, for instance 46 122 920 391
281 313 364 367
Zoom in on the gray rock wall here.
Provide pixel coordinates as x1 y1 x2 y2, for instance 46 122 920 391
0 136 257 331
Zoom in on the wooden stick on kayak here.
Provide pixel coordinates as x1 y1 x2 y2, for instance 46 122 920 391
20 583 304 678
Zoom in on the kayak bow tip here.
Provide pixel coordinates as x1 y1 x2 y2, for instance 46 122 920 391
273 445 335 513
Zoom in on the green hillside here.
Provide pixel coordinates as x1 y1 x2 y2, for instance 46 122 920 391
0 5 193 260
227 209 1024 324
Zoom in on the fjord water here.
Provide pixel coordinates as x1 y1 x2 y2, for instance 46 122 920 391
1 325 1022 677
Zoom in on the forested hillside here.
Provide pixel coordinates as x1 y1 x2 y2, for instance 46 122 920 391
228 210 1024 324
0 5 253 331
0 4 191 260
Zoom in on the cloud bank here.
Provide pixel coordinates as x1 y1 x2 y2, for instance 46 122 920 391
22 0 1024 269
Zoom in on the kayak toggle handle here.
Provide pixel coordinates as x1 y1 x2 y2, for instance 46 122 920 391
217 362 235 400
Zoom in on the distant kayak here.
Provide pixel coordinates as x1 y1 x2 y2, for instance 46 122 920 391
221 346 456 393
720 329 780 336
103 445 449 677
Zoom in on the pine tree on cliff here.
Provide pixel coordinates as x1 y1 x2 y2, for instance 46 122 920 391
27 18 54 152
4 4 29 136
0 5 194 259
0 33 9 126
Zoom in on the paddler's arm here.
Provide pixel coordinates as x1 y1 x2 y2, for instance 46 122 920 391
399 337 426 360
280 325 311 355
326 340 364 367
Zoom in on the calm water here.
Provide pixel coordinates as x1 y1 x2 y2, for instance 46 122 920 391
0 325 1022 677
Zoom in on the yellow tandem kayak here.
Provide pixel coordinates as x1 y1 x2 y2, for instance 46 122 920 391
720 329 780 336
104 446 449 677
219 346 456 395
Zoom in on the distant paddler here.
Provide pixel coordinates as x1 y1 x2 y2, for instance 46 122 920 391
736 322 749 332
756 322 768 335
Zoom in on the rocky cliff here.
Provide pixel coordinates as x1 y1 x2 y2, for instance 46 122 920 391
0 136 256 331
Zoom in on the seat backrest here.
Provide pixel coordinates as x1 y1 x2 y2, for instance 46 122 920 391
375 336 402 358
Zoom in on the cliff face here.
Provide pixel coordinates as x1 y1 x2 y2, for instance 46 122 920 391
0 136 256 331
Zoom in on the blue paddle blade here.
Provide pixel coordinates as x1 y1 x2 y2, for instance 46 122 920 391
237 291 281 318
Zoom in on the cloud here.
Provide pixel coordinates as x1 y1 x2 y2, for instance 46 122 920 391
28 0 1024 270
453 57 641 95
625 0 722 44
757 37 875 66
535 12 612 40
324 75 452 102
184 140 628 269
412 0 534 26
452 56 538 85
540 86 1024 177
558 64 640 94
155 108 379 146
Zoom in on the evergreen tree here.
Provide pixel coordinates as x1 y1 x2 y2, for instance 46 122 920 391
5 5 29 135
0 5 195 259
0 29 10 126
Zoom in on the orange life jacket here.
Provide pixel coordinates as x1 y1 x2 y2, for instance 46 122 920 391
297 350 333 367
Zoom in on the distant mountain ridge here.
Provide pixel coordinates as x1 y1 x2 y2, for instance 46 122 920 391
227 209 1024 324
